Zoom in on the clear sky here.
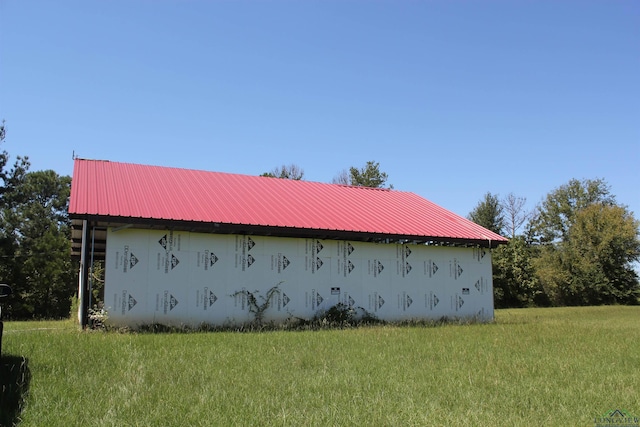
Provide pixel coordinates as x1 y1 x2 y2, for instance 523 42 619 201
1 0 638 222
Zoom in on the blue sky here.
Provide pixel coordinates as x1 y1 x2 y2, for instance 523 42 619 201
1 0 638 222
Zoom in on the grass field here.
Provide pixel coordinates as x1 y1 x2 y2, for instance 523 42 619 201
1 306 639 426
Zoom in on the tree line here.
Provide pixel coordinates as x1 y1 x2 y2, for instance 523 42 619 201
1 123 637 319
1 122 74 319
469 182 640 307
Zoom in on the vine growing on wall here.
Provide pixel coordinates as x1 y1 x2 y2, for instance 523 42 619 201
230 282 283 327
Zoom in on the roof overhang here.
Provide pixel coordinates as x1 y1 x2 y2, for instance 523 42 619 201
71 214 507 260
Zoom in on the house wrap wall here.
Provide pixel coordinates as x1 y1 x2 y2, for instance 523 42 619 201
104 228 494 327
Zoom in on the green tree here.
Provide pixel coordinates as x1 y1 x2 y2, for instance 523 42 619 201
535 204 640 305
3 170 74 318
261 164 304 180
530 178 639 306
468 192 505 236
492 236 543 308
1 121 73 319
0 121 31 309
0 122 30 207
528 178 615 244
333 161 391 188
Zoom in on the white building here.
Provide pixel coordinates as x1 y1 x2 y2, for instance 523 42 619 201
69 159 507 328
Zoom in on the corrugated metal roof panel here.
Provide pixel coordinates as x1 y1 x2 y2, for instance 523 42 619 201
69 159 507 245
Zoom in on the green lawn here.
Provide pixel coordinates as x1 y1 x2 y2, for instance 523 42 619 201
2 306 639 426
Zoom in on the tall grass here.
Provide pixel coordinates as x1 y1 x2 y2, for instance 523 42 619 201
2 306 639 426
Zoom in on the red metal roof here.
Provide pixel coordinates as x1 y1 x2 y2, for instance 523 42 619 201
69 159 507 246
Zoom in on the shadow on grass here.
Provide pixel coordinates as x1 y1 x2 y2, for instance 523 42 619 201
0 355 31 427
